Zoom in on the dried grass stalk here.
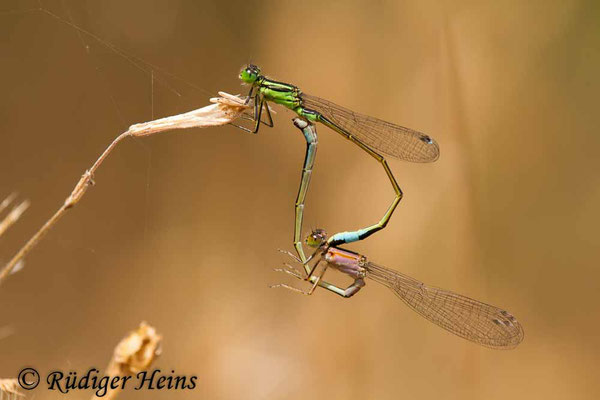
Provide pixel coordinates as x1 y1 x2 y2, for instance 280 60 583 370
93 321 162 400
0 379 22 399
0 200 30 238
129 91 249 136
0 93 249 287
0 193 17 215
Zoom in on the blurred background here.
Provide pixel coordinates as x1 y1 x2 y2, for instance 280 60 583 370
1 0 599 399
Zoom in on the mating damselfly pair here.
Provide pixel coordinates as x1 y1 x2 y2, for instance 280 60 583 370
234 65 523 349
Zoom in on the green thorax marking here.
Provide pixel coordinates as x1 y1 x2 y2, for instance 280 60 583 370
257 77 300 109
256 77 318 121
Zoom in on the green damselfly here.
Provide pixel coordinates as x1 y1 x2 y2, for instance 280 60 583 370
274 228 524 349
236 65 439 264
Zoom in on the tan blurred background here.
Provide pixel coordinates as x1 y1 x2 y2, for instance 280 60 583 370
1 0 599 399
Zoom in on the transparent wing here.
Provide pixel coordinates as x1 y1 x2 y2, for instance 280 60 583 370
301 93 440 162
366 262 524 348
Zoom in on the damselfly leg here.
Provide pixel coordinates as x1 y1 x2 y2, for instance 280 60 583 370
230 94 273 133
271 256 330 296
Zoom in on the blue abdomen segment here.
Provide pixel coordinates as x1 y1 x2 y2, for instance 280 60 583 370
329 228 372 246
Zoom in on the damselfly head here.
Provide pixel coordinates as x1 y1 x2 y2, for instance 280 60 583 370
239 64 261 84
305 228 328 248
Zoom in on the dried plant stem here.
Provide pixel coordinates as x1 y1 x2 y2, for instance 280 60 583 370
0 131 128 286
0 193 18 214
92 322 162 400
0 379 21 399
0 198 30 238
0 93 249 288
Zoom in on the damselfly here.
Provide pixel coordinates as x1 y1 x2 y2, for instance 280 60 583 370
236 65 440 262
274 229 524 349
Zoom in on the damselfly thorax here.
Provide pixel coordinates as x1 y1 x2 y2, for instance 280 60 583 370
323 247 367 280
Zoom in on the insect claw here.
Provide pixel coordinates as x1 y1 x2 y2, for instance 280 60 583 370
278 249 301 263
273 265 303 280
270 283 312 296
